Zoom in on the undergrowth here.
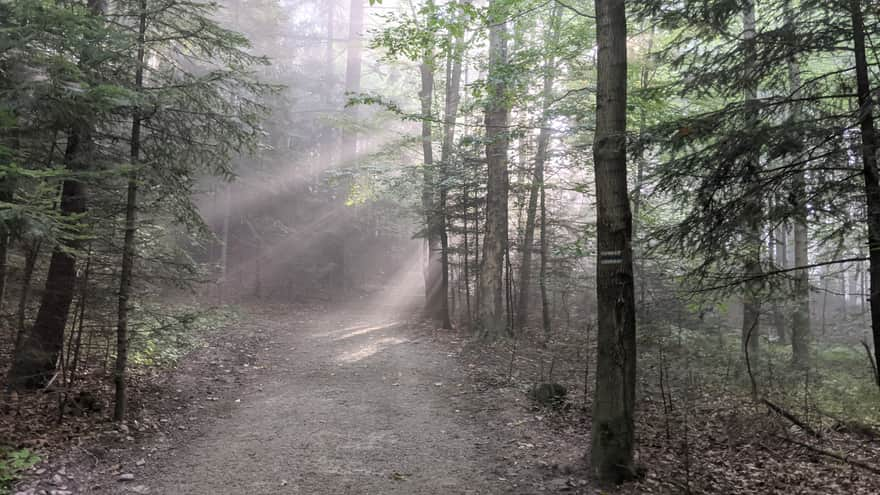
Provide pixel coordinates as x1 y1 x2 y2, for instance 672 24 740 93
129 303 241 367
0 448 40 495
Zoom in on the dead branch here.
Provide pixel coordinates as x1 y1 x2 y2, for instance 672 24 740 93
762 398 822 438
777 435 880 476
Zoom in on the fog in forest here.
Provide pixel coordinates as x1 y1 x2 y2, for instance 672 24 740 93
2 1 880 493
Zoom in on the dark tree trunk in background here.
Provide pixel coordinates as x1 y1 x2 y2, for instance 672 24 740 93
741 0 762 366
8 129 91 389
539 166 551 336
590 0 637 484
320 0 337 178
517 5 559 331
6 0 106 387
478 0 510 340
772 221 788 344
13 241 40 354
115 0 147 422
851 0 880 389
438 5 465 330
632 25 654 308
342 0 363 166
420 43 445 322
787 0 811 368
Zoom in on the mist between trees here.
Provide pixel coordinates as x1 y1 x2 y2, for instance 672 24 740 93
2 0 880 492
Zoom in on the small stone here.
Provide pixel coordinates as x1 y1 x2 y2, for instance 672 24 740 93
49 490 72 495
118 474 136 482
51 474 65 485
135 459 146 467
129 485 150 494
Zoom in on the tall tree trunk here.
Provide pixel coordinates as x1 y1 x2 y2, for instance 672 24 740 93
219 184 230 302
539 165 550 336
517 5 559 330
772 220 788 343
741 0 762 366
8 119 94 389
633 24 655 308
590 0 637 484
13 240 40 355
420 39 444 322
851 0 880 389
342 0 363 166
320 0 337 181
478 0 510 339
115 0 147 422
438 5 466 330
787 0 811 368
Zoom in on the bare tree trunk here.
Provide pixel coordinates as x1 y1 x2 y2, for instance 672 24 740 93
419 37 445 322
219 184 230 302
320 0 337 181
741 0 762 365
463 184 472 325
478 0 510 340
773 219 788 344
438 5 466 330
9 145 89 389
633 24 655 308
590 0 637 484
342 0 363 166
851 0 880 389
13 240 40 355
114 0 147 422
539 167 550 336
68 246 91 389
517 5 559 331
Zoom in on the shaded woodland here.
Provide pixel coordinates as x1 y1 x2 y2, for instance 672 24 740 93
2 0 880 493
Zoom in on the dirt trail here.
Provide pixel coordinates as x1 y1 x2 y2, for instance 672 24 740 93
105 303 508 494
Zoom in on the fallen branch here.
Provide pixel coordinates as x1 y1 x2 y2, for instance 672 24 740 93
762 399 822 438
777 435 880 476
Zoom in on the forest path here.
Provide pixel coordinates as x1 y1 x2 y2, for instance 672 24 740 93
108 301 507 495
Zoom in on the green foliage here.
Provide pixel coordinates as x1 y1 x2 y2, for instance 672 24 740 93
129 304 240 367
0 448 40 494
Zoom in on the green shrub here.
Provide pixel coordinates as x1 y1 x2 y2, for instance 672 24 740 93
0 448 40 494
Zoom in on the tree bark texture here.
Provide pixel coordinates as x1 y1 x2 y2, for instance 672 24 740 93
590 0 638 484
478 1 510 340
851 0 880 388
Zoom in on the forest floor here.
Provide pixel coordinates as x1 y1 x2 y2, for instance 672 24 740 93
7 297 589 495
7 294 880 494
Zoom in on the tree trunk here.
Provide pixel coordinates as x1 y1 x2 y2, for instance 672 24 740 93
115 0 147 422
8 132 91 389
478 0 510 340
773 220 788 344
320 0 337 181
633 24 655 308
741 0 762 365
590 0 637 484
219 184 230 302
851 0 880 389
342 0 363 166
517 5 559 331
438 5 465 330
787 0 810 366
13 240 40 355
540 174 551 336
420 40 445 322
